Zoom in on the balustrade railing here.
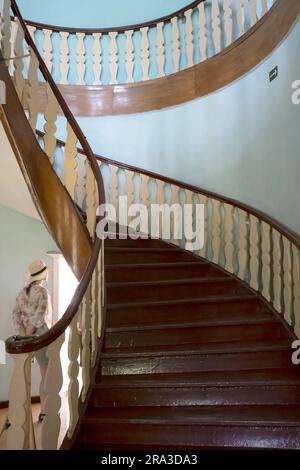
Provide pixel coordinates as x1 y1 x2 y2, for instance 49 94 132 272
1 0 106 450
49 136 300 340
11 0 275 86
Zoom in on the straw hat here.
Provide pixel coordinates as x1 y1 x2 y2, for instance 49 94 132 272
28 260 49 282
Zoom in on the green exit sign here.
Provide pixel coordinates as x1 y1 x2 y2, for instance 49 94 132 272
269 66 278 82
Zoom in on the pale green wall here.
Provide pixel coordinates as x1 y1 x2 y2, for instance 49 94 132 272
68 18 300 235
17 0 191 28
0 205 57 401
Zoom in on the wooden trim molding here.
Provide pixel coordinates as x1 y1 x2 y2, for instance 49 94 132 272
33 0 300 116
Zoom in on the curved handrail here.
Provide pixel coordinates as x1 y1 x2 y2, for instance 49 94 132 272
6 237 101 354
10 0 105 205
35 129 300 249
5 0 105 355
11 0 277 90
14 0 204 34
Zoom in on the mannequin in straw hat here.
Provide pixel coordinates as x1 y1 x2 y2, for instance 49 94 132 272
12 259 52 422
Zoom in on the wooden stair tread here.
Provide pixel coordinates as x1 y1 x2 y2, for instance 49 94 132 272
107 277 236 288
106 247 182 252
96 369 300 388
106 312 278 332
83 405 300 427
107 293 258 310
103 339 291 357
106 261 208 269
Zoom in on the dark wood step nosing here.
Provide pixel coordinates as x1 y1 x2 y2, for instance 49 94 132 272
82 416 300 428
106 294 259 310
105 247 182 252
106 317 279 333
102 343 292 359
105 261 208 270
94 380 300 389
106 277 236 288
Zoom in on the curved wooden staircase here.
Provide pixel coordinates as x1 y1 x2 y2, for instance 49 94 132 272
73 236 300 450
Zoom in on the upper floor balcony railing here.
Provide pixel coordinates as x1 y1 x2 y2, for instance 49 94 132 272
11 0 275 87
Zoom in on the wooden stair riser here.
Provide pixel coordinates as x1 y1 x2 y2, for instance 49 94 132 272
106 263 223 282
105 249 197 264
102 350 295 376
90 384 300 407
106 297 262 327
107 279 249 303
77 422 300 450
104 322 283 349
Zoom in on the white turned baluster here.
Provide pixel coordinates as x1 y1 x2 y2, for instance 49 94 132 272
140 173 149 208
90 269 98 366
108 164 119 217
109 31 118 85
13 19 25 99
293 246 300 338
125 169 135 209
198 0 207 61
63 123 78 199
7 353 34 450
156 179 165 239
59 31 70 84
261 222 271 301
283 238 293 326
67 312 80 438
224 203 234 274
212 0 222 54
140 26 150 81
156 22 165 78
125 29 134 83
0 0 12 65
43 83 58 164
86 163 97 237
43 28 53 74
76 32 86 85
211 199 221 265
171 17 180 73
184 189 195 251
249 215 259 291
238 209 248 280
261 0 268 16
199 195 208 258
27 47 39 130
41 334 64 450
92 32 102 85
273 230 282 313
184 8 194 68
97 244 103 337
236 0 245 37
223 0 233 47
171 184 181 245
249 0 258 26
81 289 91 402
76 154 87 208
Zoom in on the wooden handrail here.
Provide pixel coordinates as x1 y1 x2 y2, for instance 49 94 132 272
10 0 105 206
35 129 300 250
5 1 106 355
6 237 101 354
15 0 204 34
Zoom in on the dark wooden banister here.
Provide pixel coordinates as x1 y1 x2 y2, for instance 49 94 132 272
13 0 205 34
5 1 105 354
10 0 105 206
6 237 101 354
35 130 300 251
